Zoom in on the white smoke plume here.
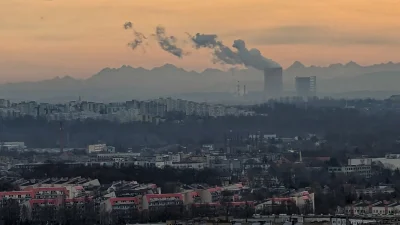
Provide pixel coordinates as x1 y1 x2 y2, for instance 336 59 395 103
154 26 188 58
190 33 220 49
123 21 147 50
123 22 133 30
122 22 279 67
232 39 280 69
190 33 281 69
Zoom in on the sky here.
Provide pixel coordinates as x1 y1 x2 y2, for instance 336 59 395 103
1 0 400 82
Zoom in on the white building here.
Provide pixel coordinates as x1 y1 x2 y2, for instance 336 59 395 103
355 186 395 196
328 165 372 178
142 193 184 210
87 144 107 154
348 158 373 166
96 152 140 161
1 142 26 150
0 99 10 108
349 155 400 170
170 162 208 170
171 154 181 163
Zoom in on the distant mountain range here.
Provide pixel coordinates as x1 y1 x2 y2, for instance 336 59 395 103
1 61 400 102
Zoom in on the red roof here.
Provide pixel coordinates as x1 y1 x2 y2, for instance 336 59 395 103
207 187 223 193
191 191 200 197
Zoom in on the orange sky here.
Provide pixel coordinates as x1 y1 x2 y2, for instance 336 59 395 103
1 0 400 82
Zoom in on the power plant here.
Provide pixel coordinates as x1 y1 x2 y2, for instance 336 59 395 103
263 67 283 99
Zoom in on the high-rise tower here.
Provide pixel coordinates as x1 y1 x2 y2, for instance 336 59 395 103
264 67 283 99
295 76 317 98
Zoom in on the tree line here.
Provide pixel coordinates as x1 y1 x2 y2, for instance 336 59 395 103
1 102 400 149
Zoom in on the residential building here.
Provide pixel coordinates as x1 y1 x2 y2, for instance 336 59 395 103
0 99 10 108
0 191 34 204
0 142 26 150
264 67 283 99
96 152 140 161
142 194 184 210
328 165 372 178
355 186 395 197
87 144 107 154
255 191 315 214
102 197 142 213
348 158 373 166
170 162 207 170
295 76 316 98
198 187 223 203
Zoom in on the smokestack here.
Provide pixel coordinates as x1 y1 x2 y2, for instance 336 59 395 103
264 67 283 100
59 121 64 153
237 81 240 97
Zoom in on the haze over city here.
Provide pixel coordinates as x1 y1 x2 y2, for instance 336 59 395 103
1 0 400 83
4 1 400 225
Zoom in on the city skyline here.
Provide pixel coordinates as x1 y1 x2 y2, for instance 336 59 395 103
1 0 400 82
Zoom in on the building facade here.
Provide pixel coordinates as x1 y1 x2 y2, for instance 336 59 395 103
295 76 316 98
264 67 283 99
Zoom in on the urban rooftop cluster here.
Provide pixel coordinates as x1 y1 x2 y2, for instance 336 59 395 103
0 98 255 123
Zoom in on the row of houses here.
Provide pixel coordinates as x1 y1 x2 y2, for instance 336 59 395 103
0 180 251 220
0 186 85 203
339 201 400 216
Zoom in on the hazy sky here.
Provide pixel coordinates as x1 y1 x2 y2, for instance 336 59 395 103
1 0 400 82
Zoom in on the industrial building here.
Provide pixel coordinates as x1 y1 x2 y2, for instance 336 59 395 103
263 67 283 99
295 76 316 98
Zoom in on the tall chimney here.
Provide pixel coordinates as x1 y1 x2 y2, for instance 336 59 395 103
59 121 64 153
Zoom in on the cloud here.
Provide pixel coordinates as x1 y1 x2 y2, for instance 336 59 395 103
230 25 400 46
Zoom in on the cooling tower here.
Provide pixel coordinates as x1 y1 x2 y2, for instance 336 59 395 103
264 67 283 99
